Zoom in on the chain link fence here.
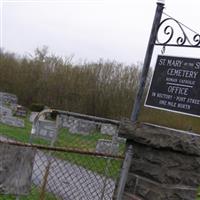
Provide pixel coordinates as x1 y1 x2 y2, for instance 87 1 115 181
0 110 126 200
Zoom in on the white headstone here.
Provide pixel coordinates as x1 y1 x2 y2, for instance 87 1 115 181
100 124 117 136
0 116 24 128
69 118 96 135
96 139 119 156
15 105 27 117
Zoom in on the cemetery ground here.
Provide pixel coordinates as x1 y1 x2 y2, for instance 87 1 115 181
0 116 124 199
1 114 200 199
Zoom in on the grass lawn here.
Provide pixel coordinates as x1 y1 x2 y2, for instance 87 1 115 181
197 189 200 200
2 187 57 200
53 151 122 178
0 117 124 154
140 107 200 134
0 118 32 142
55 128 125 155
55 128 112 151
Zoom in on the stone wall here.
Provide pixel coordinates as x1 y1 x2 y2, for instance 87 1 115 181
59 115 74 129
118 120 200 200
59 114 118 136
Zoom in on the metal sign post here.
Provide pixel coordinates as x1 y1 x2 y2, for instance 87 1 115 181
115 1 165 199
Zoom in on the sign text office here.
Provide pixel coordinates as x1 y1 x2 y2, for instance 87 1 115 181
145 55 200 117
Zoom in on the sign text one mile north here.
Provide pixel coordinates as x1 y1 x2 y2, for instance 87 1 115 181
145 55 200 117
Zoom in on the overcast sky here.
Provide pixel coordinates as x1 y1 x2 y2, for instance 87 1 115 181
0 0 200 65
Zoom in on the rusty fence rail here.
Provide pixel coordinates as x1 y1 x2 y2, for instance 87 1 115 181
0 110 126 200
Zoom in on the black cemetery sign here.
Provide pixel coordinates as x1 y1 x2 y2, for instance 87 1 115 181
145 55 200 117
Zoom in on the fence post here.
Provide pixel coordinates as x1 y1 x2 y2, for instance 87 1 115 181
39 160 51 200
115 1 165 199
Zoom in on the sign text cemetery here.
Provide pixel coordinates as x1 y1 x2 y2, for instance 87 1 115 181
145 55 200 117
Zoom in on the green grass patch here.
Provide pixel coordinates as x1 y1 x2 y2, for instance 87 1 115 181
0 118 124 153
140 107 200 134
55 128 125 154
197 187 200 200
2 186 57 200
0 118 32 142
53 151 123 179
55 128 112 151
0 118 53 146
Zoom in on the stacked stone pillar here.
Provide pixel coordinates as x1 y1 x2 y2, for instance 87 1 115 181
118 120 200 200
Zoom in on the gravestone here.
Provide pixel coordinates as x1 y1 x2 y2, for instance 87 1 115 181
0 116 24 128
69 118 97 135
0 105 12 117
15 105 27 117
0 92 18 111
100 123 117 136
33 119 57 140
0 143 35 195
96 139 119 156
118 120 200 200
0 92 25 128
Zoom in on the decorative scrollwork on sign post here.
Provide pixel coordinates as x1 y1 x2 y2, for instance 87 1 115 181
155 13 200 48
